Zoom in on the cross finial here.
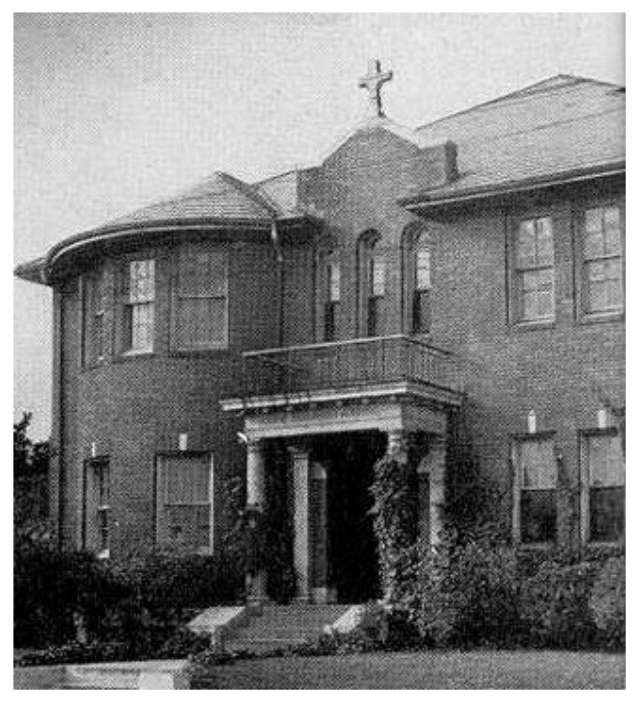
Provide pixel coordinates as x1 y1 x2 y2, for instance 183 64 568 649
358 59 393 118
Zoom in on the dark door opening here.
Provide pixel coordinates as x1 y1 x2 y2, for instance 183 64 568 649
316 431 385 603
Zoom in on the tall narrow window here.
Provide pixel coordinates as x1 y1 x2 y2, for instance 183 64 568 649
367 252 386 337
123 259 155 353
84 458 110 557
514 437 557 544
156 454 213 553
581 432 624 543
324 258 340 342
513 217 554 323
174 245 228 350
412 235 431 333
83 270 106 365
582 205 623 314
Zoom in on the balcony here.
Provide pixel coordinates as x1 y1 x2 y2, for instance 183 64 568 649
228 335 463 411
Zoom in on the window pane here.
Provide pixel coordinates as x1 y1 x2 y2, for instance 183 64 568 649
520 269 554 320
521 489 556 543
412 290 430 334
590 487 624 542
176 297 226 348
130 302 154 351
324 301 337 342
371 257 386 297
328 263 341 302
535 217 554 266
521 439 556 489
517 220 536 268
179 247 227 297
589 434 624 487
586 260 623 312
416 248 431 290
164 504 211 549
129 260 155 303
163 456 210 503
585 207 603 234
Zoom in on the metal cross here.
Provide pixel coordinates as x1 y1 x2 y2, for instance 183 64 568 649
358 59 393 117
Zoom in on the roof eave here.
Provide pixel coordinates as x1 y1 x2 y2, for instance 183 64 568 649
400 161 626 212
14 258 48 285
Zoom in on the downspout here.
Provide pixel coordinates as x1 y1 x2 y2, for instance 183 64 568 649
270 219 285 347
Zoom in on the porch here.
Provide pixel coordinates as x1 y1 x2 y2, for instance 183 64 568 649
220 335 463 604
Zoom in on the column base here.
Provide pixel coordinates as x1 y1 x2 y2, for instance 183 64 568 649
311 587 337 604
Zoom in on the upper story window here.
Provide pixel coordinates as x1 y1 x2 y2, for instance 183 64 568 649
173 244 228 350
512 216 555 324
581 205 624 315
357 231 385 337
581 430 624 544
83 270 107 365
324 256 341 342
123 259 155 353
412 233 432 333
513 436 557 545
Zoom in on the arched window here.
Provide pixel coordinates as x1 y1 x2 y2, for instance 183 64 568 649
357 231 385 337
323 250 341 342
403 226 431 334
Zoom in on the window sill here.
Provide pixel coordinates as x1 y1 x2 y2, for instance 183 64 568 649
578 310 624 326
515 541 557 551
112 350 155 364
510 319 555 334
168 347 231 357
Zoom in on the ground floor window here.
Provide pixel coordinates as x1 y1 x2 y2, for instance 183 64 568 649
581 430 624 544
84 457 110 557
156 453 214 553
513 436 557 544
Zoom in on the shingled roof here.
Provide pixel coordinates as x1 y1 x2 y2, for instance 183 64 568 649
402 75 625 207
99 171 279 231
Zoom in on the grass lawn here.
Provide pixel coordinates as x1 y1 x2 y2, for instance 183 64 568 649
192 650 625 689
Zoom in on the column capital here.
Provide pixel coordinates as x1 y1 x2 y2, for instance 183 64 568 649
246 436 264 453
288 442 311 460
386 429 409 462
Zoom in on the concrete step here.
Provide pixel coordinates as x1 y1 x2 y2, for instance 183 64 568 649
223 604 354 654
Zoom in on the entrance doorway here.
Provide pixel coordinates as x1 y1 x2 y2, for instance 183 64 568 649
315 431 385 603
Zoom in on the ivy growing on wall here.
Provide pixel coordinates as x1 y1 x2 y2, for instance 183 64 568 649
369 444 418 604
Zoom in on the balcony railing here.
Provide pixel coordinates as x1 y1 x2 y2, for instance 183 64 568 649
240 334 462 400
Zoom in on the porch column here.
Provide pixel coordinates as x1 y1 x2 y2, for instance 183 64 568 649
290 444 311 602
424 436 447 548
246 438 267 603
310 462 333 603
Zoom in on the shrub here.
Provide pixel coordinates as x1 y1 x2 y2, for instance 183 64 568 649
519 558 599 649
589 555 625 650
416 533 521 648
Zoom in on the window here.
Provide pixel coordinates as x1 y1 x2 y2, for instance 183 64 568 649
581 205 623 315
174 245 228 349
367 252 386 337
156 454 213 553
123 259 155 352
513 437 557 544
84 458 110 557
83 270 107 365
324 258 340 342
513 217 555 323
357 232 384 337
412 235 431 333
581 432 624 543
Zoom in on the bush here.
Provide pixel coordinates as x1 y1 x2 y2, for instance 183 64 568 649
14 538 242 653
589 555 625 649
416 534 521 648
519 558 599 649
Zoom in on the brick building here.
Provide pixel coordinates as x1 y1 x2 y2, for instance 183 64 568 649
15 68 625 604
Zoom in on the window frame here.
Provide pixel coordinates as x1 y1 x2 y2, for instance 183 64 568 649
82 456 111 558
509 214 556 327
357 231 384 337
170 242 229 352
575 200 625 322
579 427 625 546
154 452 215 555
511 432 558 547
120 258 156 355
81 268 108 367
323 254 341 342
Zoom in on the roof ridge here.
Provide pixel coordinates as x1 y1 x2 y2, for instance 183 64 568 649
416 74 624 133
214 171 279 217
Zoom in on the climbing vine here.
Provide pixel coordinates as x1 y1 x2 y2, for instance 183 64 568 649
369 449 418 604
